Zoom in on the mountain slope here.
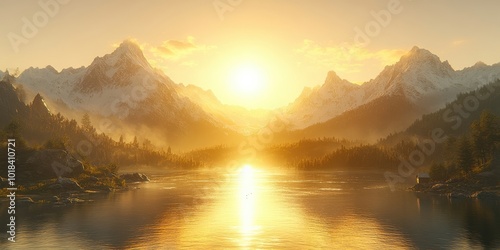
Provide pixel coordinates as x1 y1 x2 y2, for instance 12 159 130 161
277 94 422 142
283 71 364 129
16 40 243 149
175 83 272 134
14 44 500 146
285 46 500 130
383 79 500 145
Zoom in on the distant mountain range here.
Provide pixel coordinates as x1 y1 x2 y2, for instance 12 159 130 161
15 41 243 148
9 42 500 148
284 46 500 130
274 46 500 142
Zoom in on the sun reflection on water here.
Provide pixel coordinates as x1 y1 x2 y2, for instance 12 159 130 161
238 164 259 237
160 165 332 248
138 167 417 249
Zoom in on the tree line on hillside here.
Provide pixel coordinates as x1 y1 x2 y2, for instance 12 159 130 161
0 82 201 169
0 115 201 169
184 135 448 171
384 80 500 145
292 112 500 172
295 144 396 170
184 137 356 167
267 137 353 158
429 111 500 181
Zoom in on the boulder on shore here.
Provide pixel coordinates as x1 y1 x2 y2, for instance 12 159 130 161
25 149 84 179
411 173 500 199
471 191 500 199
120 173 150 183
50 178 84 191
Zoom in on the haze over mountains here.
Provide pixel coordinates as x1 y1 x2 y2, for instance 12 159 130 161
274 46 500 142
8 41 500 149
284 46 500 129
16 41 243 148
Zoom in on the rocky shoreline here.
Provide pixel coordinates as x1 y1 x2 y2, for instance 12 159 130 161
410 172 500 199
0 148 154 206
0 173 150 207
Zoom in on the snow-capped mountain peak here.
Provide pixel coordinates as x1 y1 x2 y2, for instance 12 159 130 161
285 46 500 129
285 71 364 128
395 46 454 76
17 40 162 113
74 40 155 93
104 40 150 68
323 71 359 88
362 46 457 103
324 71 343 84
14 43 500 138
16 40 235 147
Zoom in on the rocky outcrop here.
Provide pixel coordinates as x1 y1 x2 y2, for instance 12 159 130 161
25 149 85 179
54 178 83 191
120 173 150 183
30 93 51 119
0 80 28 127
411 173 500 199
0 148 132 207
471 191 499 199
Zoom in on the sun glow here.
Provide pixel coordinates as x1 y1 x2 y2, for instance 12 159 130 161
230 64 266 97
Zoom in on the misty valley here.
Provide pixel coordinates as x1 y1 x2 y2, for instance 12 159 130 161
1 42 500 249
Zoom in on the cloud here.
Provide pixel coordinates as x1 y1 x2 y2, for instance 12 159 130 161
112 38 147 50
150 36 215 61
297 40 406 74
114 37 215 70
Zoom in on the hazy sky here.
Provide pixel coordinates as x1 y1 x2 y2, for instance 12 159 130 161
2 0 500 109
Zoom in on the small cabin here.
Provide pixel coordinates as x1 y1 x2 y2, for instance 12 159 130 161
416 173 430 184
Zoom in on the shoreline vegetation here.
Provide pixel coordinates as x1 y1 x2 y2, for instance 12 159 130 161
0 148 152 205
409 111 500 199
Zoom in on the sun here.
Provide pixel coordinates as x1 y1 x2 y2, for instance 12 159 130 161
230 64 266 96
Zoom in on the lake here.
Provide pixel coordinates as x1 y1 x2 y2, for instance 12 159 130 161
1 165 499 249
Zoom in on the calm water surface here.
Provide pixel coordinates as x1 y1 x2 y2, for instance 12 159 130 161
1 166 499 249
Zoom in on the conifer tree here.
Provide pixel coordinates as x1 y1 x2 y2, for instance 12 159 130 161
457 136 474 175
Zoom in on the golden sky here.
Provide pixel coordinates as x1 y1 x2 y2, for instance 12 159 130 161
2 0 500 109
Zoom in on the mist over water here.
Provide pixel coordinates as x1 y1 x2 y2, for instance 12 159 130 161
1 167 499 249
